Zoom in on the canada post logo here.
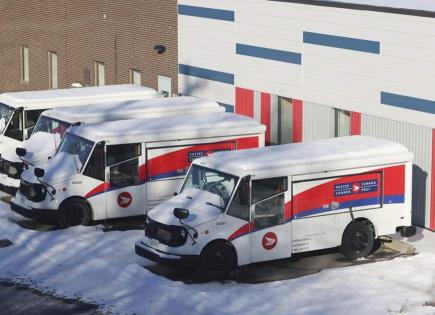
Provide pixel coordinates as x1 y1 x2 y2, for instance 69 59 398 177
188 149 231 162
334 179 378 197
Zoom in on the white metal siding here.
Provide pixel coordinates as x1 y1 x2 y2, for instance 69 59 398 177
361 114 432 228
302 101 335 141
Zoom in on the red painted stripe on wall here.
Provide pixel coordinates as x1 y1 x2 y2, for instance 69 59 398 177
235 87 254 117
292 99 303 143
431 129 435 230
260 93 271 145
350 112 361 135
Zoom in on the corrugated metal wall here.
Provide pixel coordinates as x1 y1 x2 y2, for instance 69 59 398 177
362 114 432 228
302 101 335 141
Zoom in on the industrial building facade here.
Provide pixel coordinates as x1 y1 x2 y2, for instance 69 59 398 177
0 0 178 95
177 0 435 228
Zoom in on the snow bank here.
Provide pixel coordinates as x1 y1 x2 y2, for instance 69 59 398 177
1 201 435 315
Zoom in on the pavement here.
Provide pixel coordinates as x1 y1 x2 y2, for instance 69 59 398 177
146 240 416 284
0 280 105 315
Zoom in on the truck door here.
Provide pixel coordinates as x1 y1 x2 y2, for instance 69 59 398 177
145 141 236 210
105 143 145 218
250 176 291 264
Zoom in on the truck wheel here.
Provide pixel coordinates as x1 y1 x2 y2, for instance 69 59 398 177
198 241 236 281
58 199 92 228
341 221 374 260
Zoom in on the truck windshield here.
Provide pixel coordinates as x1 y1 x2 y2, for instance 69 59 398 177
181 165 239 208
0 102 15 134
33 115 71 137
57 133 94 170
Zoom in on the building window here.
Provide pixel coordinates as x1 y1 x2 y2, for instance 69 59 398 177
130 69 141 85
48 51 58 89
270 96 293 145
335 109 350 137
21 46 29 83
95 62 105 86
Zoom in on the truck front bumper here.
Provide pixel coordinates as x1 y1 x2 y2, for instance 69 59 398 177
10 200 58 224
135 240 200 268
0 174 19 196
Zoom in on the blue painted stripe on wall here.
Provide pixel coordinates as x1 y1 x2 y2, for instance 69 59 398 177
381 92 435 114
179 64 234 85
178 4 234 22
236 43 302 65
303 31 380 54
217 102 235 113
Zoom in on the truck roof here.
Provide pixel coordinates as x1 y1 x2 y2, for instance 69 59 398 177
194 136 413 179
68 112 265 144
41 96 223 124
0 85 160 110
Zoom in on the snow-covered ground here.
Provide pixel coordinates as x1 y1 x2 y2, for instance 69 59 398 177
1 200 435 315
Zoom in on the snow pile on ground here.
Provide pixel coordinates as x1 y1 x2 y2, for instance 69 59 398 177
1 201 435 315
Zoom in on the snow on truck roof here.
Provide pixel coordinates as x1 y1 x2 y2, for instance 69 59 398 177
0 85 159 109
68 112 266 144
195 136 413 179
42 96 223 124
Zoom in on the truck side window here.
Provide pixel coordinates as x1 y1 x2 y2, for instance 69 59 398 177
4 110 23 141
252 177 287 204
107 143 140 166
227 177 250 221
252 177 287 228
83 142 105 181
107 143 141 189
24 109 44 139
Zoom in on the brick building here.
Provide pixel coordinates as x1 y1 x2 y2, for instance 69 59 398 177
0 0 178 95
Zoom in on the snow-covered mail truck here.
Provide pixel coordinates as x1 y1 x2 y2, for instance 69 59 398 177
0 96 223 195
135 136 415 276
11 112 265 227
0 84 159 153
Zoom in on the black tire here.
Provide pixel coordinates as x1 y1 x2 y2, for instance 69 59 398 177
198 241 236 281
400 225 416 237
341 221 374 260
58 198 92 228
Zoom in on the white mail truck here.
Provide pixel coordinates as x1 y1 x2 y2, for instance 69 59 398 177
135 136 415 276
0 96 223 195
11 112 265 227
0 84 159 154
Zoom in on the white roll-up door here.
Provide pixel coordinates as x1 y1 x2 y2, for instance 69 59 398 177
362 114 432 228
302 101 335 141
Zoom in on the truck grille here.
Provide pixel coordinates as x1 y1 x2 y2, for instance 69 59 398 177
145 218 187 247
0 158 25 179
19 179 46 202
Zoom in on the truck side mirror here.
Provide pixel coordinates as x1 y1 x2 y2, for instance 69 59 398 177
174 208 189 220
16 147 27 157
34 167 45 178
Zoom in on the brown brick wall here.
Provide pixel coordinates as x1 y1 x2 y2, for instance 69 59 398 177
0 0 178 94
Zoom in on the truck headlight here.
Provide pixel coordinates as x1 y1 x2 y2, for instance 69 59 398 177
180 229 186 239
8 165 17 176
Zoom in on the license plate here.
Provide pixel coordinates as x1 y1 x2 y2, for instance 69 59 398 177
150 238 159 247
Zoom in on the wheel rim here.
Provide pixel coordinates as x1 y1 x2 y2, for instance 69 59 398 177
207 249 227 272
66 205 84 226
350 231 368 253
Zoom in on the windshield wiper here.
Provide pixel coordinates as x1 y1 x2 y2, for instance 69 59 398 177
206 201 224 211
